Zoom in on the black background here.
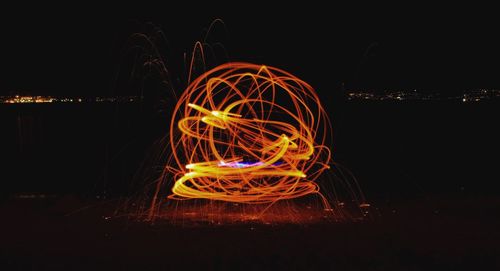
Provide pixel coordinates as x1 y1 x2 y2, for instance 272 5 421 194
2 3 500 96
1 3 499 270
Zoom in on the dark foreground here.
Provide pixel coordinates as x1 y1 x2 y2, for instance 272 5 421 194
1 196 498 270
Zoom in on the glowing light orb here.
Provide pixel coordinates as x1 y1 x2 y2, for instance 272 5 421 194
168 62 332 204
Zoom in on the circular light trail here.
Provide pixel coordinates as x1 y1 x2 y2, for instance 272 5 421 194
168 62 332 204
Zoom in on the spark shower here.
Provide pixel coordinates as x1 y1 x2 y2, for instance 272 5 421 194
138 61 368 223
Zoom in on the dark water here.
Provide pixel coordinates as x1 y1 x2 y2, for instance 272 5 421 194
1 100 498 202
335 100 500 201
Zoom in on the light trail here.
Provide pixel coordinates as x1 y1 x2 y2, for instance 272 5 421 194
167 62 333 204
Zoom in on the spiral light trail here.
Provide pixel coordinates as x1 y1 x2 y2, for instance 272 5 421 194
167 62 332 204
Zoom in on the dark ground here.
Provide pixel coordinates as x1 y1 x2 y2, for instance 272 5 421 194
0 195 498 270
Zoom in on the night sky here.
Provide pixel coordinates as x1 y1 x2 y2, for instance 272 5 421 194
2 4 499 97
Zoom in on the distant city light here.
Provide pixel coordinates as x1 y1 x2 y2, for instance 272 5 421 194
1 89 499 104
346 89 500 102
0 95 139 104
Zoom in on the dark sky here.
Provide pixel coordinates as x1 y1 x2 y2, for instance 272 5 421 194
1 3 499 96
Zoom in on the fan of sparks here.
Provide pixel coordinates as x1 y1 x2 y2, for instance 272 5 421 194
168 62 332 204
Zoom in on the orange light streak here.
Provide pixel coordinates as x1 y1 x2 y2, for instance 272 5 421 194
168 62 332 204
